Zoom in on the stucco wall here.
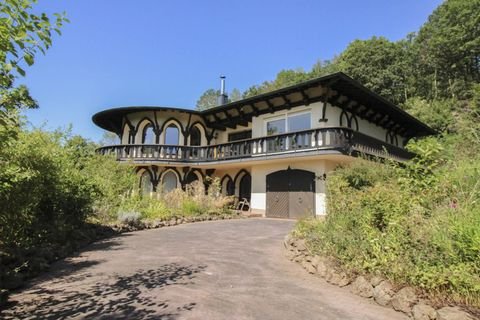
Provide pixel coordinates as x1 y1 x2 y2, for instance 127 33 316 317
250 101 403 147
214 122 252 144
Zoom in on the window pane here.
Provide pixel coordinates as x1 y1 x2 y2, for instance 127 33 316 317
266 119 286 136
190 127 201 146
140 172 152 195
143 125 155 144
165 124 179 145
162 172 177 193
288 113 310 132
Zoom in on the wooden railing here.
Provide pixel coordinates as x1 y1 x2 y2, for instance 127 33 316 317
97 127 414 162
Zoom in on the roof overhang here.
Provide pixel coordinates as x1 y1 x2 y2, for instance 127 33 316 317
92 72 435 139
92 106 201 133
201 72 435 138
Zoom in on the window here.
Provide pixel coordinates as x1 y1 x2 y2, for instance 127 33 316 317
140 171 153 195
265 112 311 136
267 118 286 136
190 126 201 146
142 124 155 144
228 130 252 142
162 171 177 193
165 124 179 145
265 112 311 152
288 113 311 132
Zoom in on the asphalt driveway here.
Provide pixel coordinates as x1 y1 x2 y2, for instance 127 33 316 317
1 218 407 319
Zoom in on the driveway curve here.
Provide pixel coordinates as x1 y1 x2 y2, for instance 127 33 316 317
1 219 407 320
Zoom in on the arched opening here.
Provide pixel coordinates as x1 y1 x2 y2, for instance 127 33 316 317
184 171 200 185
226 179 235 196
142 124 155 144
221 175 235 196
239 174 251 203
266 168 315 219
165 124 180 145
189 126 201 158
190 126 201 146
162 171 178 193
140 171 153 195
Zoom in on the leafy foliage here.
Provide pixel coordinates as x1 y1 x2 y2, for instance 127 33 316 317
295 114 480 306
195 87 243 110
0 128 136 249
290 1 480 306
0 0 68 113
116 179 235 222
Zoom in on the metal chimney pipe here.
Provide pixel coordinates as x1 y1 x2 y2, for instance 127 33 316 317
218 75 228 105
220 75 226 95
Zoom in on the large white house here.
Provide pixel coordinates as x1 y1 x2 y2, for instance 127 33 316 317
93 72 434 219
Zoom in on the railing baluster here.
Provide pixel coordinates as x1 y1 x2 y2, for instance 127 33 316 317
96 127 413 163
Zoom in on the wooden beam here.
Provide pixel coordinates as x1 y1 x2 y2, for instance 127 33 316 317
282 95 292 110
250 103 260 116
385 120 396 130
265 99 275 113
346 101 358 113
300 90 310 106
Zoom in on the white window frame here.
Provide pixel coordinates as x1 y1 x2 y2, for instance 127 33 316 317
264 109 311 136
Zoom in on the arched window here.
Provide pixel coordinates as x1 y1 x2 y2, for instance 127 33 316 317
140 171 153 195
222 175 235 196
239 174 251 202
165 124 179 145
226 179 235 196
190 126 201 146
142 124 155 144
184 171 199 185
162 171 178 193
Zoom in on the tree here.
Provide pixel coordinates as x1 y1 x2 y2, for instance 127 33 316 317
195 89 220 111
0 0 68 114
195 87 244 110
99 131 120 146
229 88 242 102
412 0 480 100
243 68 309 98
310 58 341 78
335 37 412 104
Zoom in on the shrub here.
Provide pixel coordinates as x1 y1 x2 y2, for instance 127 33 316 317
295 118 480 306
117 211 142 226
113 177 235 224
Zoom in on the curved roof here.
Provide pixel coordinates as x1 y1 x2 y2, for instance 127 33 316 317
92 72 435 138
92 106 200 133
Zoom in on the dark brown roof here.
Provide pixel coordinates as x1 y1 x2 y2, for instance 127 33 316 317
92 72 435 138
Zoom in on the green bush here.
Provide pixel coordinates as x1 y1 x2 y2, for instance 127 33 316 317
295 115 480 307
0 126 137 270
112 178 236 224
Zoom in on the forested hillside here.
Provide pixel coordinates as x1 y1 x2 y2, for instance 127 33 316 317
289 0 480 309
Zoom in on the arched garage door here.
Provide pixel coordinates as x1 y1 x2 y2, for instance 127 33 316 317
266 168 315 219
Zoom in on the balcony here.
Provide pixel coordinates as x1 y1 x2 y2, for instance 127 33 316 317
97 127 414 164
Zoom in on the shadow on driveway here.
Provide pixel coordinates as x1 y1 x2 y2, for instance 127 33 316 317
1 263 205 319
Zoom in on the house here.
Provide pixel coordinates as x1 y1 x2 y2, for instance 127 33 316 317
92 72 434 219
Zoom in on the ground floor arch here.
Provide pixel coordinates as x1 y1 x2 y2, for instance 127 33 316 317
266 168 315 219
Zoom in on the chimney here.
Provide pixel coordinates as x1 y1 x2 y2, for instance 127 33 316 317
217 75 228 105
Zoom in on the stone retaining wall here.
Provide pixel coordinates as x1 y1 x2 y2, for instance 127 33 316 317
284 234 477 320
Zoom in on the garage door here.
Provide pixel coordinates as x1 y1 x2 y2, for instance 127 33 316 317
266 168 315 219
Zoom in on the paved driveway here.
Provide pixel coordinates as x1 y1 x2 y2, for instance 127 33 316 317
1 219 406 320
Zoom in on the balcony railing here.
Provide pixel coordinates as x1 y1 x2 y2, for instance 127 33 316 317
97 127 414 163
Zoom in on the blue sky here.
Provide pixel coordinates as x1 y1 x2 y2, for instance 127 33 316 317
21 0 442 141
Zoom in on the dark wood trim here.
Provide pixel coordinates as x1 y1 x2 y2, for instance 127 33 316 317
160 117 184 135
233 169 250 186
